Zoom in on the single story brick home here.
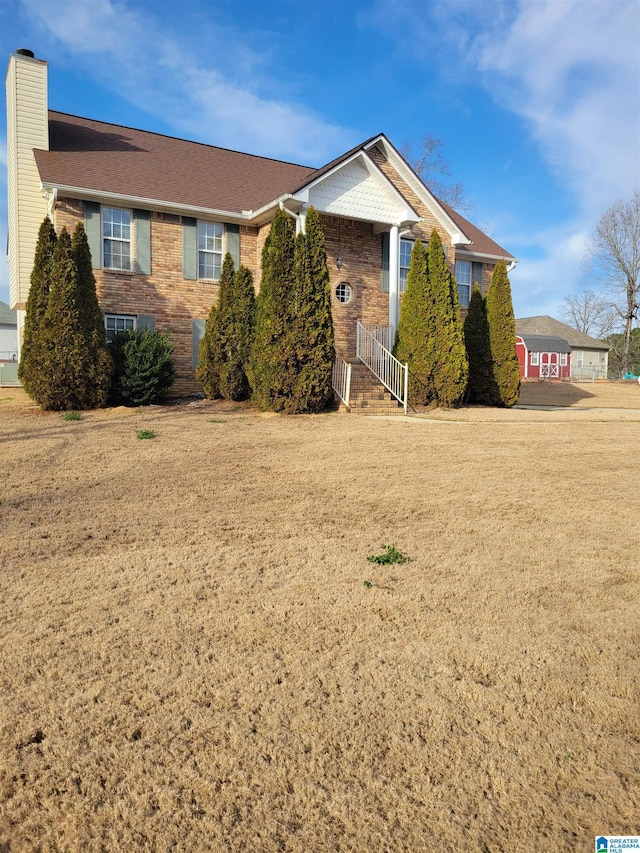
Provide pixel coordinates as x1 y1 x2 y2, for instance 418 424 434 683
516 316 609 381
7 49 515 400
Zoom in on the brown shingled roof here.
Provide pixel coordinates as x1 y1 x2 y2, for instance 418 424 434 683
516 316 609 349
35 111 317 214
439 199 514 260
34 112 512 262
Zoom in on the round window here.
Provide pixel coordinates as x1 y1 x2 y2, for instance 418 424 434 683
335 282 353 304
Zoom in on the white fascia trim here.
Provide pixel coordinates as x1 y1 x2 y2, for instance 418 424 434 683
251 194 295 223
41 182 251 224
290 150 420 225
364 135 472 246
455 248 520 264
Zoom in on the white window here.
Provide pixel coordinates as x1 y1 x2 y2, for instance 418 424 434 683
455 260 472 307
103 207 132 270
198 221 223 280
455 260 483 308
530 352 539 366
576 351 584 368
560 353 568 366
105 314 136 341
399 239 413 293
335 282 353 304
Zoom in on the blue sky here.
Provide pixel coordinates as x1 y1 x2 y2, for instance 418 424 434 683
1 0 639 321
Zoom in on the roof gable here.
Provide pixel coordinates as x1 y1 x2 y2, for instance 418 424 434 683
516 315 608 350
0 300 17 326
293 152 419 227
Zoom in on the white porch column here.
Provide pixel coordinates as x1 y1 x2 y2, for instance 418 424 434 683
297 207 307 236
388 224 399 340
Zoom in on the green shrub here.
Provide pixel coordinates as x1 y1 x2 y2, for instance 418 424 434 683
219 265 256 401
393 239 436 405
248 209 296 410
428 230 468 407
196 253 235 399
18 217 57 400
20 218 111 411
486 261 520 407
37 229 113 411
464 284 495 405
109 328 175 406
287 206 335 413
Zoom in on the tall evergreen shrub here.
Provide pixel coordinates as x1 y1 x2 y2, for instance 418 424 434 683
463 284 495 404
428 230 468 407
248 208 296 410
393 239 436 405
71 221 113 404
289 206 335 413
486 260 520 407
38 229 107 410
18 217 57 399
219 265 256 400
196 252 235 398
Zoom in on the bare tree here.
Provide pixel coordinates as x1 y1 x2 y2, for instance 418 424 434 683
401 134 474 212
588 190 640 374
560 289 618 340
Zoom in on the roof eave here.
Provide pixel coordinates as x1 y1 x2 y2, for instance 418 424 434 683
455 248 518 263
40 182 252 223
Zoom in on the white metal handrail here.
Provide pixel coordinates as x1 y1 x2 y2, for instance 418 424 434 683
332 356 352 407
356 320 408 414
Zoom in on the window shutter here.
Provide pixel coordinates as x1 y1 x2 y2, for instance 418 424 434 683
192 319 206 368
135 210 151 275
138 315 154 332
84 201 102 269
183 217 197 280
472 262 483 289
225 223 240 268
381 232 389 293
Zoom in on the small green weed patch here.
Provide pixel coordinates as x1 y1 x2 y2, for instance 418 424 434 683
61 411 81 421
136 429 156 440
367 545 410 566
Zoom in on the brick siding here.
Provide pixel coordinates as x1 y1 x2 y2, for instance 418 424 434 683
56 198 260 395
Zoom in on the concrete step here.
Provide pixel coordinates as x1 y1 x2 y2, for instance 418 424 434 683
335 361 405 415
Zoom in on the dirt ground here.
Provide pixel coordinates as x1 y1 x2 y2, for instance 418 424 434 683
1 382 638 851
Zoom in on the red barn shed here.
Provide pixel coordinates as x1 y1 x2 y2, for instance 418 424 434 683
516 334 571 380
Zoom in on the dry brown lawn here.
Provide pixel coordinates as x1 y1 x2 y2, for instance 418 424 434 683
1 382 638 851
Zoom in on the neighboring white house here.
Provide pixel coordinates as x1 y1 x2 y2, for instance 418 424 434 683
0 299 19 385
0 299 18 361
516 316 609 380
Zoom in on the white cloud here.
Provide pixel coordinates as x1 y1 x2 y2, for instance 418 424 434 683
475 0 640 218
20 0 353 164
368 0 639 315
508 224 592 318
